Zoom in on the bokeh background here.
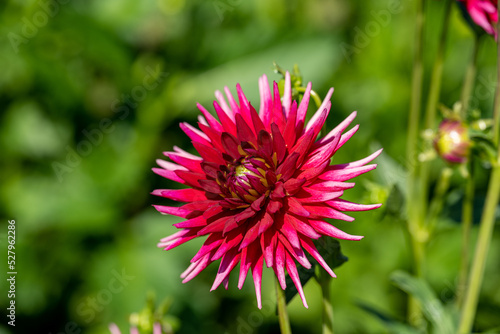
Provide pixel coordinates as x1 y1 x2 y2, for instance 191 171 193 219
1 0 499 333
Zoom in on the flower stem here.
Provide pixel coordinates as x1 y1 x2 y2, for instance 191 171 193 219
275 277 292 334
493 2 500 145
460 36 480 116
317 269 334 334
418 0 453 240
427 167 453 233
406 0 425 326
456 163 475 308
457 163 500 334
424 0 452 131
458 9 500 332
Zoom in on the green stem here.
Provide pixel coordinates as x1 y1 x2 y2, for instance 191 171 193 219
317 270 334 334
457 163 500 334
458 13 500 332
406 0 425 326
424 0 452 130
276 277 292 334
427 167 453 233
493 2 500 145
456 163 475 308
460 36 480 117
418 0 453 241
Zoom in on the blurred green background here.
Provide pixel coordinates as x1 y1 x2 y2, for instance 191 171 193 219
1 0 499 333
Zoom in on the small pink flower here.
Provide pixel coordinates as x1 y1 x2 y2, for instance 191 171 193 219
459 0 498 38
153 73 381 308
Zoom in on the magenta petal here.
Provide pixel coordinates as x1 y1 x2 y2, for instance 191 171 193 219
300 238 336 278
240 212 273 250
285 253 308 308
214 100 237 136
271 123 287 163
174 215 207 228
319 164 377 182
285 214 322 239
197 103 224 132
274 242 287 290
236 83 254 127
252 254 264 309
261 229 277 268
211 231 244 261
152 167 185 184
210 250 241 291
283 178 307 195
224 86 240 118
334 125 359 153
165 151 203 174
309 180 354 192
191 234 224 263
282 71 292 117
283 100 298 147
302 204 354 221
182 252 213 283
295 188 343 203
305 87 333 133
160 188 207 202
236 113 257 144
258 75 273 128
309 219 363 241
296 82 312 127
221 132 242 160
192 141 226 165
332 149 383 169
316 111 357 147
180 122 211 146
278 233 311 269
287 196 310 217
153 205 191 217
327 199 382 212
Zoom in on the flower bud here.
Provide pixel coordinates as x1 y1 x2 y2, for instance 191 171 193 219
433 119 471 164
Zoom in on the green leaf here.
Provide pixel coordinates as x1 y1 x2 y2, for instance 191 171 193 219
391 271 456 334
284 238 347 304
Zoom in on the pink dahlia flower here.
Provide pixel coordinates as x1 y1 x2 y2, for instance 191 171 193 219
153 73 381 308
459 0 498 38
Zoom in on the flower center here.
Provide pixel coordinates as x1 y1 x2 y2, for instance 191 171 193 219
219 156 275 204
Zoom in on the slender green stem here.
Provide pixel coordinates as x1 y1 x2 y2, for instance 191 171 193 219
406 0 425 326
458 13 500 332
427 167 453 233
317 270 334 334
460 36 480 117
424 0 452 131
493 4 500 145
456 163 475 308
276 278 292 334
418 0 453 239
457 163 500 334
